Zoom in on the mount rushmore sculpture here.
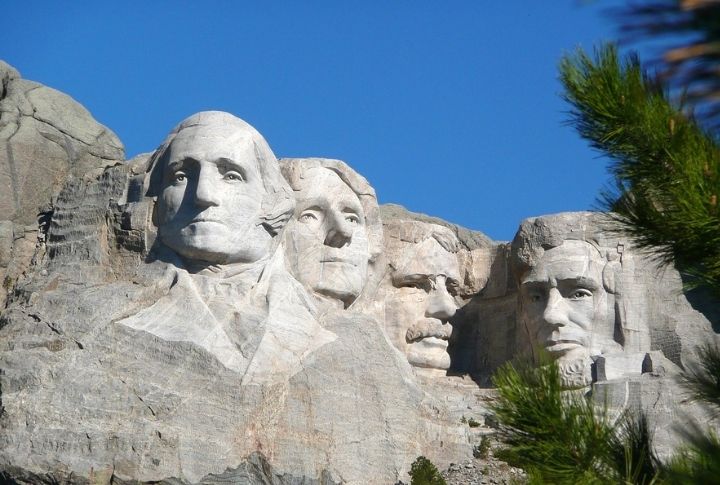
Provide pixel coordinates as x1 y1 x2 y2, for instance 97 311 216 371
0 62 717 484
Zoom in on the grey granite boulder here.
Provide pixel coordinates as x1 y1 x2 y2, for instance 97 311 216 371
0 60 124 309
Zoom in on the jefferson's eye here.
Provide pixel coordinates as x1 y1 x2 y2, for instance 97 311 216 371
223 171 244 182
569 289 593 300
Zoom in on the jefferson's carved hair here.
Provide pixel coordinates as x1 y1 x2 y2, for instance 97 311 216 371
279 158 383 261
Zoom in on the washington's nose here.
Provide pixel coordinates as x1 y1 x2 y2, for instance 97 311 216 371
323 212 353 248
425 283 457 321
542 287 568 327
194 169 220 208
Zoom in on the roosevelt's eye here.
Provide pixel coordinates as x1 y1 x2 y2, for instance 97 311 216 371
223 171 244 182
569 289 593 300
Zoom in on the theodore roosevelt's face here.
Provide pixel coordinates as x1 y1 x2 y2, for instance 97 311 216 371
285 167 370 306
385 236 460 371
519 240 611 362
155 124 271 265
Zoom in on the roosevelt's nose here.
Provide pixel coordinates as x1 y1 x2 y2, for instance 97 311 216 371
542 287 569 327
323 211 353 248
425 281 457 321
194 167 220 208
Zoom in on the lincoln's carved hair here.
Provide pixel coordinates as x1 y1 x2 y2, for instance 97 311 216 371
279 157 383 261
145 111 295 235
510 211 652 353
510 212 620 289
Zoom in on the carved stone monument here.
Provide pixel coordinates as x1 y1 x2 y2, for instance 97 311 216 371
381 220 462 375
0 61 718 484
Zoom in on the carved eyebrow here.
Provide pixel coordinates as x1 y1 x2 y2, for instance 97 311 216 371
215 157 249 177
166 157 197 172
557 276 600 290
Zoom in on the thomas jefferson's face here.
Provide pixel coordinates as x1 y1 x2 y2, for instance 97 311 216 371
519 240 614 362
385 237 461 371
156 124 271 265
285 167 370 305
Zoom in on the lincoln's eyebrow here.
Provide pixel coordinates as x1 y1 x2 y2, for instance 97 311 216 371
558 276 600 289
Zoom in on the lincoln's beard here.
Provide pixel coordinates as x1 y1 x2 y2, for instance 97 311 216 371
557 353 593 388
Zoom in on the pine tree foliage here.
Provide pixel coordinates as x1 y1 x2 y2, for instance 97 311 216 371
681 343 720 416
615 0 720 128
559 44 720 294
490 358 660 484
408 456 446 485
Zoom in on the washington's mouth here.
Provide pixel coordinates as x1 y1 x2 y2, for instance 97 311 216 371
320 257 356 265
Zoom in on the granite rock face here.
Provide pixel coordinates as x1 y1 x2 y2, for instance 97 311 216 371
0 61 718 484
0 61 124 309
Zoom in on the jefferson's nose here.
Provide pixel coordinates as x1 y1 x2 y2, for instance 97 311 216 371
323 211 353 248
426 281 457 321
194 168 220 208
542 287 569 327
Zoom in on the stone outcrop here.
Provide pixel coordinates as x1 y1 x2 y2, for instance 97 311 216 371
0 61 717 483
0 61 124 309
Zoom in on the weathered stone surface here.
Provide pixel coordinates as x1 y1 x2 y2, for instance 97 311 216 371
0 60 124 309
0 111 470 484
0 62 719 484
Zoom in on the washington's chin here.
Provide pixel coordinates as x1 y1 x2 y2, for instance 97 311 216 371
160 232 268 266
406 337 451 370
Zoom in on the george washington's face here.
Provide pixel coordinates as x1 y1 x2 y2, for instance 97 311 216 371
155 123 272 265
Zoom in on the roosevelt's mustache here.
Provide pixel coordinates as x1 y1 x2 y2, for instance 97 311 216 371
406 320 452 342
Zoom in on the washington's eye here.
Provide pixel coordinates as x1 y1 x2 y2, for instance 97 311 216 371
299 212 318 222
223 171 244 182
569 289 592 300
173 171 187 183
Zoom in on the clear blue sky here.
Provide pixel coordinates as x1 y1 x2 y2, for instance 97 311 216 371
3 1 632 241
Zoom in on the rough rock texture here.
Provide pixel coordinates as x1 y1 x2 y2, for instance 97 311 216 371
0 105 470 484
0 61 719 484
0 61 124 309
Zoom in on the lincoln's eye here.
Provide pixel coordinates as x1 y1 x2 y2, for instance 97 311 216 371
346 214 360 224
569 289 593 300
